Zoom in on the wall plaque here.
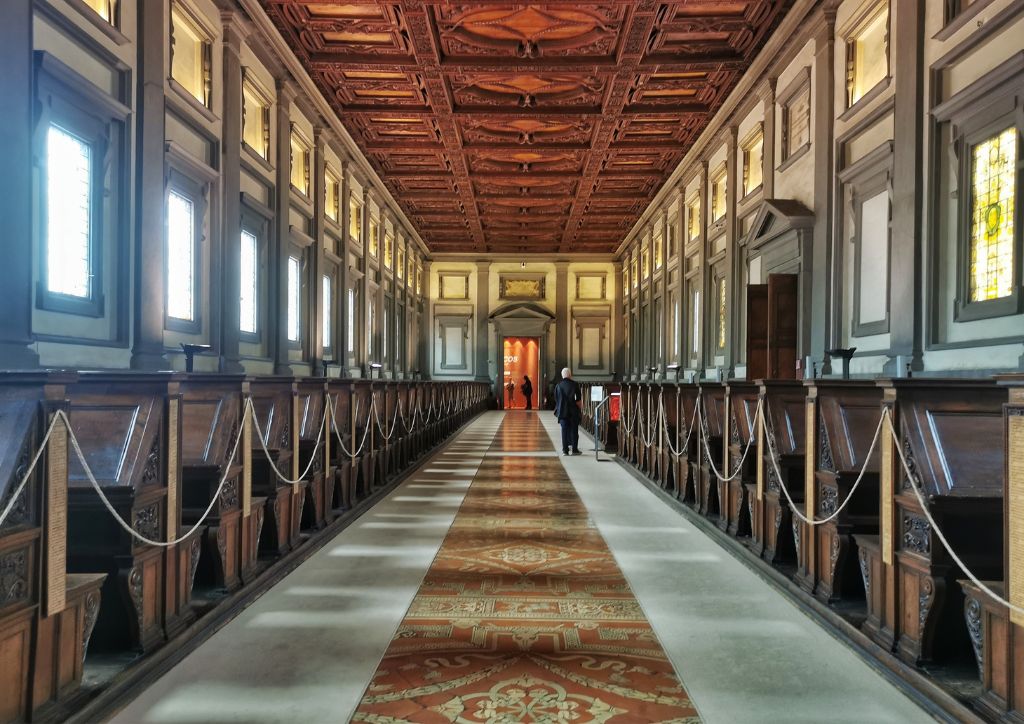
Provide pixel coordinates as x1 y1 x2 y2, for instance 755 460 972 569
499 276 545 300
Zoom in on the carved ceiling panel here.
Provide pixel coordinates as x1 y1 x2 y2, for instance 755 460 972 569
262 0 791 253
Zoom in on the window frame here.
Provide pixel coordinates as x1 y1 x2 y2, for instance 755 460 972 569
168 1 213 112
286 252 303 346
241 71 272 162
778 68 811 170
741 124 765 199
322 270 336 359
955 114 1021 322
842 0 891 112
710 164 728 223
34 54 131 320
163 170 205 334
289 124 311 199
324 167 341 224
238 199 271 343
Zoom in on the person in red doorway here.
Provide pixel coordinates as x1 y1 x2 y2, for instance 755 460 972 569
553 367 582 455
505 379 515 408
521 375 533 410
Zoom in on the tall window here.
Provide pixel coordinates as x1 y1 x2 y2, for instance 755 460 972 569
654 234 664 270
846 3 889 107
322 275 332 348
242 82 270 159
166 190 196 322
631 256 639 289
367 300 375 357
742 128 764 197
347 287 356 354
46 126 93 300
383 232 393 269
170 4 211 108
641 245 650 280
397 245 406 280
711 168 727 222
287 256 301 342
622 267 629 292
968 127 1016 302
290 130 310 196
325 171 340 222
383 306 389 360
239 230 258 334
690 287 700 359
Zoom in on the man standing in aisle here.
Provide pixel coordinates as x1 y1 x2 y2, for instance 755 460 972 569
554 367 582 456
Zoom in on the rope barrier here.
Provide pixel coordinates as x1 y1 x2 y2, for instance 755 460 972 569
66 404 246 548
763 400 884 527
662 395 700 460
695 395 761 483
0 412 64 530
248 397 325 486
890 414 1024 617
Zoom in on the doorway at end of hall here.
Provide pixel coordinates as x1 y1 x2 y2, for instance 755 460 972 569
502 337 540 410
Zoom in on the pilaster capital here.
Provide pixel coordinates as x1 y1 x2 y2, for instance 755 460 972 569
276 78 299 105
756 77 777 103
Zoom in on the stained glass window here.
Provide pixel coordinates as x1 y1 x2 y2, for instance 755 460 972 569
84 0 117 24
384 232 393 269
290 131 310 195
641 246 650 279
46 125 92 299
717 277 727 349
325 171 340 221
969 127 1016 302
369 219 380 258
743 130 764 196
242 83 269 159
654 234 664 270
631 257 639 289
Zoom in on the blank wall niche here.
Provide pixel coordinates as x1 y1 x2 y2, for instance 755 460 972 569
571 306 611 375
434 306 472 374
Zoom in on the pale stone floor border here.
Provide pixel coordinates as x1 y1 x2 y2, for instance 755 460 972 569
535 410 932 724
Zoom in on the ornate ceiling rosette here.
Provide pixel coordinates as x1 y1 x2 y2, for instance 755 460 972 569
260 1 792 253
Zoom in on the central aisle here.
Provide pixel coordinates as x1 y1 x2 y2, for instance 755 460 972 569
351 413 698 721
113 410 931 723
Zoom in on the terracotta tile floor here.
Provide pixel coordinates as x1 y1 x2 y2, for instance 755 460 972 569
352 415 700 723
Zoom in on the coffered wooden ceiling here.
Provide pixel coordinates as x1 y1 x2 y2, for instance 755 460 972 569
261 1 791 254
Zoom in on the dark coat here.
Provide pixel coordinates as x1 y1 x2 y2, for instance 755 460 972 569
553 378 581 421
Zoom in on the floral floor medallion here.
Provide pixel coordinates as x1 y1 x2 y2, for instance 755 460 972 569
352 415 700 723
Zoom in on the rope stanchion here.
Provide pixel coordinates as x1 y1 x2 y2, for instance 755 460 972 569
763 400 883 527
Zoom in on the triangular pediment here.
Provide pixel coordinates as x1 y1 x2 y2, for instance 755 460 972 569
745 199 814 248
489 302 555 321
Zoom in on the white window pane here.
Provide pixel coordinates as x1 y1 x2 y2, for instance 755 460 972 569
240 230 258 333
166 190 195 321
322 275 332 347
347 288 355 353
287 256 301 341
47 125 92 299
383 307 389 359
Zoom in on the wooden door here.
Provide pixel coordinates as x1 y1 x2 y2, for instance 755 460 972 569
745 284 768 380
767 274 799 379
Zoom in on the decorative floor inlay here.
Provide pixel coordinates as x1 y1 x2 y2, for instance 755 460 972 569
352 415 699 723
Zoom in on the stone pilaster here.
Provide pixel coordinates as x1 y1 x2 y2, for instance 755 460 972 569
554 261 569 371
219 12 245 372
0 1 38 367
272 80 296 374
475 260 490 382
311 126 327 372
811 10 836 371
131 0 169 369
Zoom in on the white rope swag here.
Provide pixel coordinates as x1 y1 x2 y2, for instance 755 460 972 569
0 387 468 549
612 384 1024 618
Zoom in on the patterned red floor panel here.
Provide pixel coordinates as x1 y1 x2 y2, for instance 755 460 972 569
352 415 700 723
